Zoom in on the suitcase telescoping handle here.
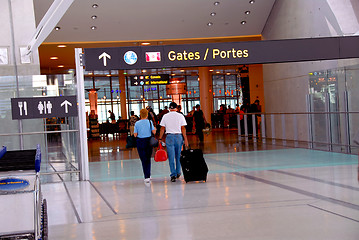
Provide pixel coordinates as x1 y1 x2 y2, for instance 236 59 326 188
183 144 191 151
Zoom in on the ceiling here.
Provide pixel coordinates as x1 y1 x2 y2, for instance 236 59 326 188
34 0 276 74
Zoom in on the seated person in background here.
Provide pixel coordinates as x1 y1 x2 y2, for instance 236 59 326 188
226 105 235 114
235 104 240 114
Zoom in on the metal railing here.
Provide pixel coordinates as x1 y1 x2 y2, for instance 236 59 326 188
0 129 80 181
237 111 359 154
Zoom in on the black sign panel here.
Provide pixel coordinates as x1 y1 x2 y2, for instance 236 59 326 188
11 96 78 120
84 47 142 70
130 74 170 86
84 36 359 71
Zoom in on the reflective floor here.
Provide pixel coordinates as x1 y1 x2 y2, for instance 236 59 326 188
42 129 359 239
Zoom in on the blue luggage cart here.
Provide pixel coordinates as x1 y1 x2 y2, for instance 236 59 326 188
0 145 48 240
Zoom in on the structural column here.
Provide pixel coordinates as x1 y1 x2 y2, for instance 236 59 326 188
198 67 213 124
0 0 40 76
118 71 128 119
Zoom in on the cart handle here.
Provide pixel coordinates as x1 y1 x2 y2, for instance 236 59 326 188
35 144 41 172
0 146 6 159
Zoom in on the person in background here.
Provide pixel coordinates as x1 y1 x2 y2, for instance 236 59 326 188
177 105 184 115
235 104 240 114
193 104 206 142
159 102 189 182
249 100 261 134
108 110 116 123
188 106 196 116
239 105 245 134
146 106 158 127
129 111 139 136
134 109 156 184
226 105 235 114
158 106 169 122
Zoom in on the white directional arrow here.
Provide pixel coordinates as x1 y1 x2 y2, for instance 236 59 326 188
99 52 111 66
61 100 72 113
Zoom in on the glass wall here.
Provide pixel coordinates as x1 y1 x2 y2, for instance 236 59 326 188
0 74 80 183
185 75 200 114
83 72 247 123
85 73 202 120
212 74 241 112
308 63 359 153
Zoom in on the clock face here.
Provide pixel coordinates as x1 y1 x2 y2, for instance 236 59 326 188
0 48 9 64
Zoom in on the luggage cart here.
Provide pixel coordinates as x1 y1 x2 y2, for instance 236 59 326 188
0 145 48 240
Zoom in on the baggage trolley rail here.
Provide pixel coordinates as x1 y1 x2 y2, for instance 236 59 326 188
0 145 47 240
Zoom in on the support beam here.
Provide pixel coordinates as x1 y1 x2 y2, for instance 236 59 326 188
27 0 74 54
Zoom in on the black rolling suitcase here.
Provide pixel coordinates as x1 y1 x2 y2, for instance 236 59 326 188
180 148 208 183
126 135 137 148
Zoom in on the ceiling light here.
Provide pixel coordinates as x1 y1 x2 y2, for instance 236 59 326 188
241 21 246 24
58 65 64 68
92 4 98 8
91 15 97 19
57 45 66 48
249 0 255 4
209 69 214 72
245 11 250 15
207 22 213 26
55 26 61 31
210 12 216 16
141 42 150 45
91 26 97 30
214 2 220 6
50 57 58 60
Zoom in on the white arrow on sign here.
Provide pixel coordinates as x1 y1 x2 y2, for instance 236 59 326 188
61 100 72 113
99 52 111 66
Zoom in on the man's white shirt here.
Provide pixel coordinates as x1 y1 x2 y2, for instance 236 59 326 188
160 111 187 134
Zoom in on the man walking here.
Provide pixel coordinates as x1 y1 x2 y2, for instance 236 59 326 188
159 102 189 182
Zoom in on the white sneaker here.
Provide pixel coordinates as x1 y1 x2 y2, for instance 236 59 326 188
144 178 151 183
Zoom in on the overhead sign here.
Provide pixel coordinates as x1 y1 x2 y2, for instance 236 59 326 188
84 36 359 71
130 74 169 86
11 96 78 120
166 83 187 95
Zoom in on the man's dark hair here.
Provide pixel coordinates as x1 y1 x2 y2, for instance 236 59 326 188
169 102 177 109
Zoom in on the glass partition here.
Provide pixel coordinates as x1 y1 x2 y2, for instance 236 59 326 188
0 74 80 183
308 63 359 153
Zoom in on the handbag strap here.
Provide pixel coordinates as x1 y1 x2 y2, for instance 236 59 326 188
148 119 153 131
149 120 155 137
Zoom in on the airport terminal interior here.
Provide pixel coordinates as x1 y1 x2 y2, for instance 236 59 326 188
1 0 359 239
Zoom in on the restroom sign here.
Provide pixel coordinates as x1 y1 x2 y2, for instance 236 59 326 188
11 96 78 120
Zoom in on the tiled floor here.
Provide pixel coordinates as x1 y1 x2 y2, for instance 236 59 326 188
41 130 359 239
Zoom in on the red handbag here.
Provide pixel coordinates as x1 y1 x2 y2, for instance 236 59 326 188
154 144 168 162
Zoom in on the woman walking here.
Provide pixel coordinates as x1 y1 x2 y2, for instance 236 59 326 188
134 108 157 183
